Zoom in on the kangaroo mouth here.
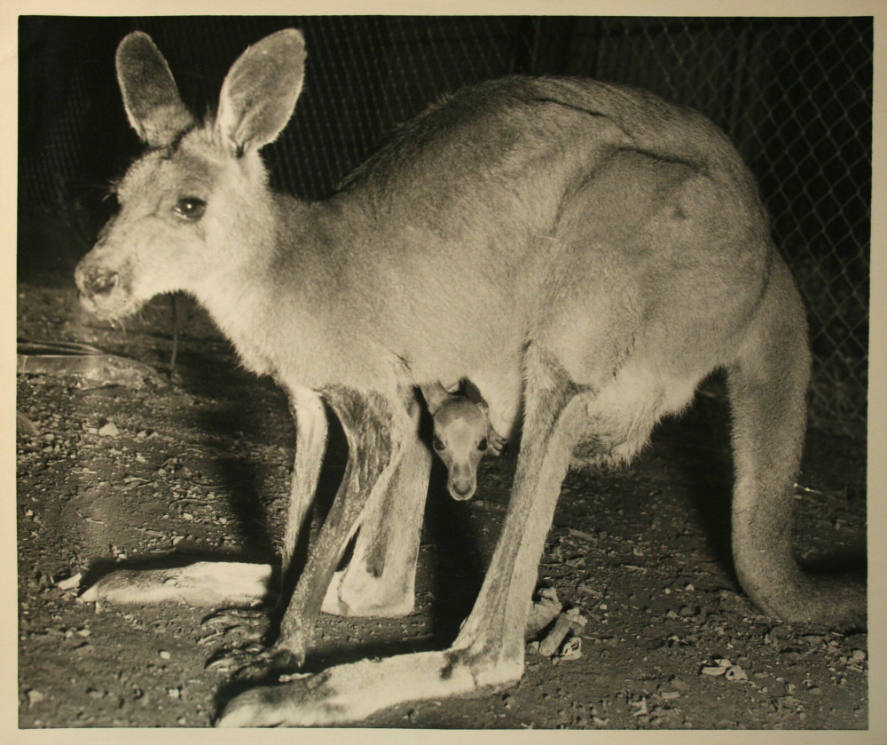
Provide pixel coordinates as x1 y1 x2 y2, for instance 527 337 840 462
75 273 142 321
74 255 146 321
448 478 476 501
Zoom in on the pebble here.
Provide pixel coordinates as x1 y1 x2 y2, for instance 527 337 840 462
98 422 119 437
800 634 827 645
26 689 45 707
56 573 82 592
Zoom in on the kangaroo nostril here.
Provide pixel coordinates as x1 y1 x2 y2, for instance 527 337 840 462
87 267 119 296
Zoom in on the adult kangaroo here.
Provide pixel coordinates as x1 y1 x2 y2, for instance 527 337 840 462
74 28 865 726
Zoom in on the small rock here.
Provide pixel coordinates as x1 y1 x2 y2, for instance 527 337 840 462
849 649 866 664
539 614 573 657
167 687 181 699
56 573 82 592
526 586 562 639
159 650 171 660
631 698 649 717
558 633 583 661
17 412 38 437
661 690 681 701
98 422 119 437
800 634 827 645
26 689 45 707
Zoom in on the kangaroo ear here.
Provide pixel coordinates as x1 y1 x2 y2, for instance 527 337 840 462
116 31 195 147
216 29 306 156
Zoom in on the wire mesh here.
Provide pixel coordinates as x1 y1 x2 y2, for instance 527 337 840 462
18 16 871 439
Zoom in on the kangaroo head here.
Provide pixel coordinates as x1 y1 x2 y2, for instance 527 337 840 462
74 29 306 320
431 396 490 501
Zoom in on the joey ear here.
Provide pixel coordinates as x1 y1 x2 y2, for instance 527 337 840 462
216 28 306 156
116 31 195 147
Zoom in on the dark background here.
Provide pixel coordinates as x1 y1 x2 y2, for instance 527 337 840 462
17 15 872 441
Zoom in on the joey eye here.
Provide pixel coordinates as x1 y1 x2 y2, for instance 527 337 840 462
173 197 206 221
477 438 488 452
433 435 445 451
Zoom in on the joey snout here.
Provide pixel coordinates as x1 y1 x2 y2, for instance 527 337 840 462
447 462 478 501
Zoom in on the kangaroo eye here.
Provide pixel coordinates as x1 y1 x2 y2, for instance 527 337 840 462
433 436 445 451
173 197 206 221
477 438 488 452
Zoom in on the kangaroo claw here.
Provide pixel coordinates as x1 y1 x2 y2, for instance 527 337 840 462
488 427 507 455
206 643 300 681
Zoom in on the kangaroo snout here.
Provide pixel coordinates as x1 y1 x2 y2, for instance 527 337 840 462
73 250 134 319
76 263 120 298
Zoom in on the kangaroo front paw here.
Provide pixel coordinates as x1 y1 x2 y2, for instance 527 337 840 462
321 565 415 618
487 427 507 455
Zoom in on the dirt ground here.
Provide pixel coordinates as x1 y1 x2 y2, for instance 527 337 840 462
16 274 869 731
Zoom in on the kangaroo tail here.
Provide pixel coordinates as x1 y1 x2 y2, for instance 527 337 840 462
726 254 865 630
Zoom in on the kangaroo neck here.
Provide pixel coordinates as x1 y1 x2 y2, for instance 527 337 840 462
190 192 366 384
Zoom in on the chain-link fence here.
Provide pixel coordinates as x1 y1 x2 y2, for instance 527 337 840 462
18 16 871 439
